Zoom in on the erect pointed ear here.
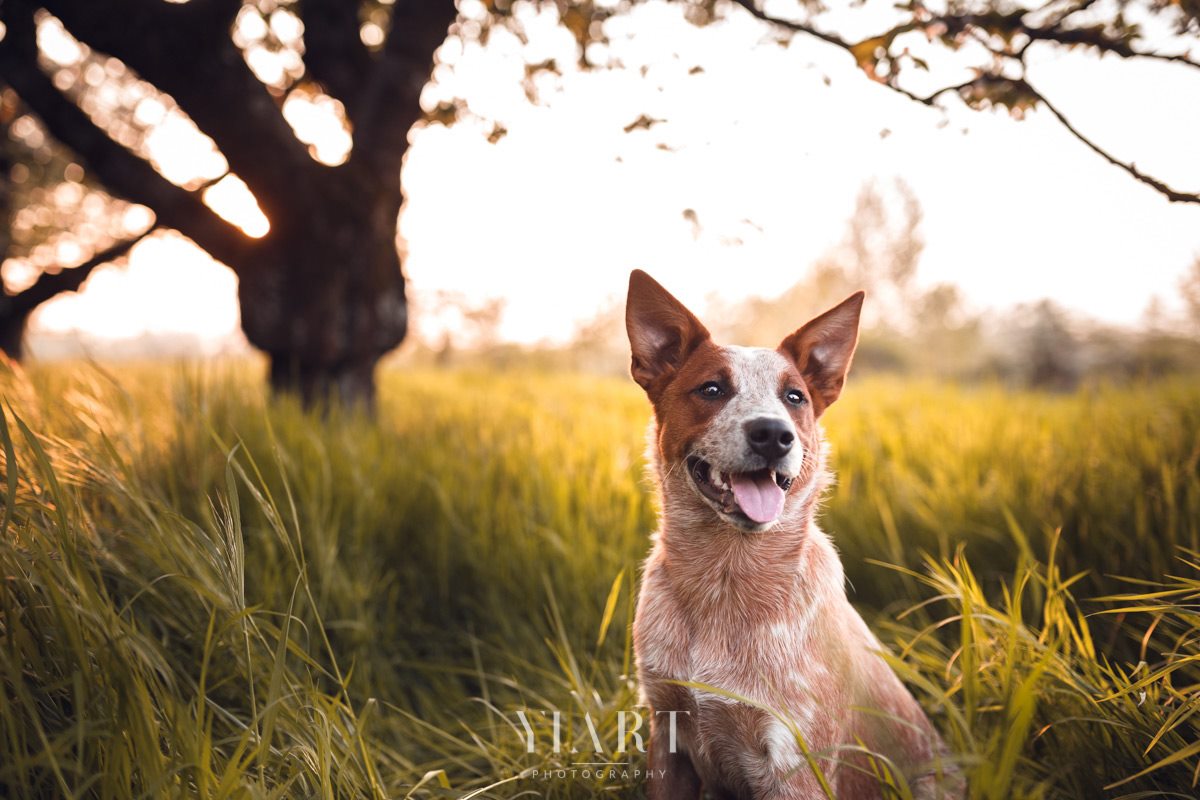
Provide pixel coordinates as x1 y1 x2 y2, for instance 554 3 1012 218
626 269 711 392
778 291 864 417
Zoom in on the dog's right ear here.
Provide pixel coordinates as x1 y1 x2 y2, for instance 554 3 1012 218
626 269 711 392
779 291 864 417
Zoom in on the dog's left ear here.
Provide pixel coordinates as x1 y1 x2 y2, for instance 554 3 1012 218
626 269 711 393
779 291 864 417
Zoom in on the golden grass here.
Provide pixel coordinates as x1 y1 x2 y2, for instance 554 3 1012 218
0 361 1198 798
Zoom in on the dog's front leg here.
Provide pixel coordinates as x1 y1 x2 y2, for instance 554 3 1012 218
645 712 701 800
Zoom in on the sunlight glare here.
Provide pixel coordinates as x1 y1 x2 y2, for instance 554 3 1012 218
2 260 39 294
122 205 154 234
282 87 353 166
33 232 242 345
268 9 304 47
35 14 84 66
235 6 304 90
202 175 270 238
360 22 385 48
143 111 229 186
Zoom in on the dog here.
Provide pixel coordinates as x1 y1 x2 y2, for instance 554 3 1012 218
626 270 958 799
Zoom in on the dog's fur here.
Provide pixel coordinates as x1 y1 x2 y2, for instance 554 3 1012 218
626 270 958 799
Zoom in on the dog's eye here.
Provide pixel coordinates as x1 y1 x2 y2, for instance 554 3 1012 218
697 381 724 399
785 389 806 406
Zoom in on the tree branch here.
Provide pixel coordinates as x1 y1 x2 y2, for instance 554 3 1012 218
1015 20 1200 69
7 226 157 317
1019 78 1200 204
39 0 324 229
927 8 1200 69
728 0 1200 204
348 0 458 189
0 3 257 269
728 0 855 51
299 0 374 122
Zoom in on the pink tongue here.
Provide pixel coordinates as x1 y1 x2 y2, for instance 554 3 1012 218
729 472 786 524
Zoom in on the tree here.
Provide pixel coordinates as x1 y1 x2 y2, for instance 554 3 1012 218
1020 299 1080 389
0 0 1195 408
0 88 151 360
712 178 984 374
1183 257 1200 337
712 179 925 341
0 0 457 408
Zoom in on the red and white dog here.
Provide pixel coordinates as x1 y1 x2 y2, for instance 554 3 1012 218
627 270 957 799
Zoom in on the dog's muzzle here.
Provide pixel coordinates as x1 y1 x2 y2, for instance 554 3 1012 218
687 456 795 525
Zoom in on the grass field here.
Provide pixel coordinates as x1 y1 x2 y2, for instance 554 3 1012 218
1 361 1199 798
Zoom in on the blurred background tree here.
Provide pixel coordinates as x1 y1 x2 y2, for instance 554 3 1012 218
706 180 983 376
0 88 150 359
0 0 1195 408
0 0 458 408
1183 257 1200 337
1018 299 1080 390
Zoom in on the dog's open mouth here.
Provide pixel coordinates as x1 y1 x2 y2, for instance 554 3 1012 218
687 457 794 525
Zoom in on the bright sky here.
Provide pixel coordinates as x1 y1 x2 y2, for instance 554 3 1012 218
28 1 1200 349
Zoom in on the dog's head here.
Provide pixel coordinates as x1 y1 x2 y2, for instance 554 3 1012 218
626 269 863 532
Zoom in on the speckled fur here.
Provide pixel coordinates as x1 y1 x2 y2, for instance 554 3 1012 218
625 270 961 799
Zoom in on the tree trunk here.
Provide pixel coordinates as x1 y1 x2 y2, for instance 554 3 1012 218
239 189 407 412
0 310 27 361
267 351 381 411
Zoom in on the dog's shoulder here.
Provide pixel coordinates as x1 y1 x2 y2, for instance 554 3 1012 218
634 544 690 676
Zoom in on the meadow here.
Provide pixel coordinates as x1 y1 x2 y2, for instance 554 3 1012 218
1 360 1199 799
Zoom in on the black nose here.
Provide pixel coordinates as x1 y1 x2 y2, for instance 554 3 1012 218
745 417 794 461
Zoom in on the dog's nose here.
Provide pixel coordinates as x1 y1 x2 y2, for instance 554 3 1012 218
745 417 794 461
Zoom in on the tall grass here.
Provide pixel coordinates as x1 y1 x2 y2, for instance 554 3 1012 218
0 361 1198 798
